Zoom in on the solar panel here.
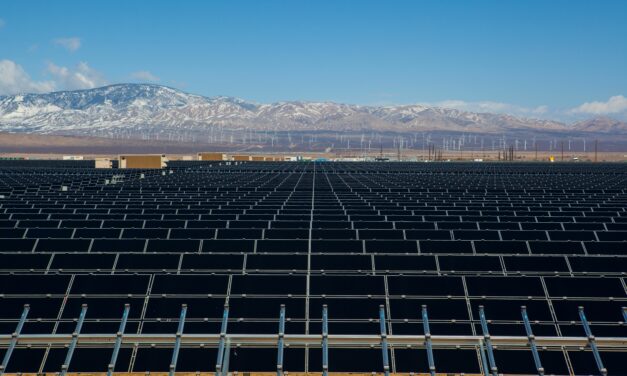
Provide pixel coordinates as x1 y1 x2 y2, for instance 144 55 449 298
1 161 626 374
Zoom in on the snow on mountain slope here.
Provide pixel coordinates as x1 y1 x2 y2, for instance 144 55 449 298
0 83 624 136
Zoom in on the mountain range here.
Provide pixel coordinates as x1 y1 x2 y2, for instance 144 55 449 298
0 84 625 140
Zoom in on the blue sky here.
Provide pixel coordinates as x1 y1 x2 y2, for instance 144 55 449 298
1 0 626 120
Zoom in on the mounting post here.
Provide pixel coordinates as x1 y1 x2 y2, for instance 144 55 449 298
277 304 286 376
169 304 187 376
107 304 130 376
215 305 230 376
478 339 490 376
60 304 88 376
0 304 29 375
421 305 436 376
521 306 544 376
579 306 607 375
322 305 329 376
379 305 390 376
221 339 231 376
478 305 498 376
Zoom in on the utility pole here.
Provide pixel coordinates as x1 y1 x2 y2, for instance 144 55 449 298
594 139 598 163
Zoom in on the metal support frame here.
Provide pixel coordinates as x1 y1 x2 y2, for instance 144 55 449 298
521 305 544 376
169 304 187 376
378 305 390 376
276 304 286 376
322 305 329 376
0 304 29 375
60 304 88 376
215 305 230 376
107 304 130 376
579 306 607 376
478 305 498 376
0 305 625 374
421 305 435 376
1 333 626 348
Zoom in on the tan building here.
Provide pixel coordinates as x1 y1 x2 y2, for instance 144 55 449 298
94 158 112 169
119 154 167 169
198 152 228 161
232 155 252 161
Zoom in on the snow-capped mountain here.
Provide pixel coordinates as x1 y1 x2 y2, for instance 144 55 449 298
0 84 624 137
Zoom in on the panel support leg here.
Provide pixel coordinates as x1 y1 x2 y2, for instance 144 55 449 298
322 305 329 376
478 339 490 376
421 305 436 376
169 304 187 376
521 305 544 376
276 304 286 376
107 304 130 376
379 305 390 376
60 304 88 376
478 305 498 376
0 304 29 375
579 306 607 375
215 305 230 376
221 339 231 376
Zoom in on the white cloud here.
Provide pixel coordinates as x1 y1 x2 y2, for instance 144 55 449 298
428 99 550 118
46 61 107 90
131 70 160 82
53 37 81 52
532 105 549 115
571 95 627 115
0 60 55 95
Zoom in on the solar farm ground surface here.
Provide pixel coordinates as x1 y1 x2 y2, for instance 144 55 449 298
0 161 626 375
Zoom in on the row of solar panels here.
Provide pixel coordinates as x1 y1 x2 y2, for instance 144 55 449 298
1 253 626 274
5 343 627 374
3 229 627 242
1 302 626 340
0 217 627 226
2 238 627 255
0 274 624 297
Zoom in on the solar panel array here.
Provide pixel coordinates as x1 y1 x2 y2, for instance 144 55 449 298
0 161 626 375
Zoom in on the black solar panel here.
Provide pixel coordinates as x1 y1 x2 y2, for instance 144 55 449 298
1 161 626 374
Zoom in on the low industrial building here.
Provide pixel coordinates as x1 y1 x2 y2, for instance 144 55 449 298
119 154 167 169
